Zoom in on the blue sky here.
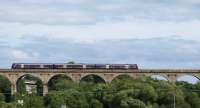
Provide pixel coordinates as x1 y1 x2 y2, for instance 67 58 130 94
0 0 200 71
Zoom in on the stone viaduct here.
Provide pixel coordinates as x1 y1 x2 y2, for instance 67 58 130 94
0 69 200 96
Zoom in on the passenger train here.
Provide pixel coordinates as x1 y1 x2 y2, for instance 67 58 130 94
11 63 138 70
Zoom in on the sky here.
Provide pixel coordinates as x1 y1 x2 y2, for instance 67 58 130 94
1 0 200 83
0 1 200 70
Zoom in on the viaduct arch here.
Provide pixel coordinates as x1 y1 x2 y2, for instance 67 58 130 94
0 69 199 96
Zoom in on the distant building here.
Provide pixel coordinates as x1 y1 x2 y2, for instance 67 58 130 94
24 80 37 94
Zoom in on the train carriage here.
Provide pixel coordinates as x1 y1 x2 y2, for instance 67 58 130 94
12 63 138 70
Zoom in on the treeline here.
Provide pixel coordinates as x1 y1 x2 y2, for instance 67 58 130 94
0 75 200 108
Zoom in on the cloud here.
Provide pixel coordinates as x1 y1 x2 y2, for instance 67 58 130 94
0 18 200 44
0 8 95 24
96 4 128 12
0 0 96 24
1 36 200 68
10 49 31 60
20 0 92 4
96 0 200 22
0 0 200 25
8 49 40 61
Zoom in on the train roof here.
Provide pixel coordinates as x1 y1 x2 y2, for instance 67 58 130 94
13 63 137 65
12 63 138 65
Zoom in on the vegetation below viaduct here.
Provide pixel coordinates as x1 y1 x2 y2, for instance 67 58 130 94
0 74 200 108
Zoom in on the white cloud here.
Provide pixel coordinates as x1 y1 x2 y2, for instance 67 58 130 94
96 4 128 12
9 49 40 61
176 44 199 55
10 49 30 60
20 0 92 4
0 0 200 25
181 0 200 4
0 7 95 24
0 18 200 44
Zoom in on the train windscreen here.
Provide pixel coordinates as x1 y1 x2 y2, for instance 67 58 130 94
12 64 21 69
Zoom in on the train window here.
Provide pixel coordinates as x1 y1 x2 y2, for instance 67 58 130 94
110 65 126 69
129 65 138 69
53 65 63 69
44 65 54 69
28 65 40 69
24 65 30 68
86 65 96 69
96 64 107 69
66 65 83 69
13 64 21 69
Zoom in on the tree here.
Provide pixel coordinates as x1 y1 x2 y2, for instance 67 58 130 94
44 91 65 108
48 75 76 91
137 85 158 103
0 75 200 108
45 90 89 108
81 75 105 84
186 92 200 108
67 61 75 64
0 76 11 102
0 102 16 108
13 93 44 108
89 99 103 108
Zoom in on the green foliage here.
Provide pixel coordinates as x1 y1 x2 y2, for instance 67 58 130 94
81 75 105 84
185 92 200 108
67 61 75 64
89 99 103 108
120 98 146 108
0 76 11 102
48 75 76 91
44 91 65 108
45 90 89 108
17 75 43 96
0 102 16 108
0 93 5 102
1 74 200 108
13 93 44 108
